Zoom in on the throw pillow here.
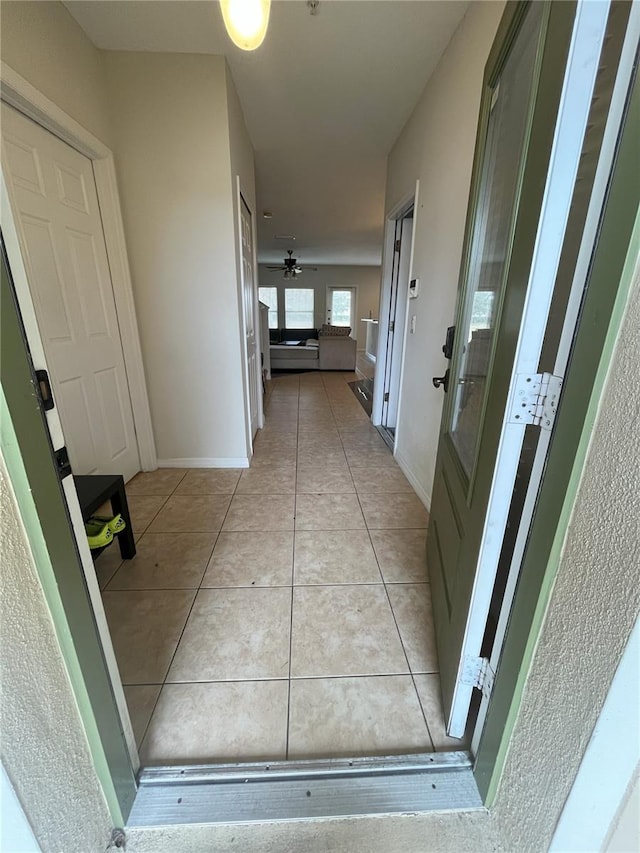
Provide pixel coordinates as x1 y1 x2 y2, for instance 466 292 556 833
319 324 351 337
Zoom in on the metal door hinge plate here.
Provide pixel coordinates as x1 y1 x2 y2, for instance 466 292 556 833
509 372 563 431
460 655 495 699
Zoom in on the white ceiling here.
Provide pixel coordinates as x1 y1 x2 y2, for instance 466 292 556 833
64 0 469 265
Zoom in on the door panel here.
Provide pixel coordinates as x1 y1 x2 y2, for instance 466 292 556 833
382 215 412 431
1 104 140 480
240 196 259 439
427 1 579 735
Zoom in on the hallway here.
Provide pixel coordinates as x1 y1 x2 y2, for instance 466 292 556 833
97 370 461 765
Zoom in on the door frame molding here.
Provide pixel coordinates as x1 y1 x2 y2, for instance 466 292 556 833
372 181 419 438
236 180 264 454
1 61 157 472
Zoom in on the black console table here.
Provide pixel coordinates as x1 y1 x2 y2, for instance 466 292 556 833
74 474 136 560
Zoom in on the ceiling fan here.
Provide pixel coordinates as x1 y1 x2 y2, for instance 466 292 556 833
266 250 318 279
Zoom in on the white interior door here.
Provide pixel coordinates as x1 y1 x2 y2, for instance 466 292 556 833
381 215 412 431
240 196 259 439
1 104 140 481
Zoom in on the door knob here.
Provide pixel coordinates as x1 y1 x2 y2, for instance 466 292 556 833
432 369 450 393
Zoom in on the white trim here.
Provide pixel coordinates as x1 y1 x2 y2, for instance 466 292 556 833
450 0 611 738
392 187 419 449
393 448 432 511
1 764 41 852
372 183 418 428
157 457 250 469
236 181 263 455
549 619 640 852
0 61 157 472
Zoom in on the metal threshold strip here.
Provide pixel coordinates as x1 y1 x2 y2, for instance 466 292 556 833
127 751 483 827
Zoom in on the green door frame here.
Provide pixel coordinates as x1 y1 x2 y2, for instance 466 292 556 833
0 234 137 822
475 44 639 803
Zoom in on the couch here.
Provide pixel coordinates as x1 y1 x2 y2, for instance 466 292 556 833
270 326 357 371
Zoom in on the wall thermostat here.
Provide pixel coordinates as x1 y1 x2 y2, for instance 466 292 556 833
409 278 420 298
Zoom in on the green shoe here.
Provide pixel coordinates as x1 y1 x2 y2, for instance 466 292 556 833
86 514 126 535
85 521 113 550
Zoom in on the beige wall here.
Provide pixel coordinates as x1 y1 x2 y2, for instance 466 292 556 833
384 1 505 505
103 51 250 465
258 264 381 344
2 2 257 467
0 0 112 145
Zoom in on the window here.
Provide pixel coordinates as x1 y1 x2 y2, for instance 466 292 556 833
258 286 278 329
285 288 314 328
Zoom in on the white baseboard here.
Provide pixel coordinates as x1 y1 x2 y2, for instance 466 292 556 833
393 449 431 511
157 457 250 469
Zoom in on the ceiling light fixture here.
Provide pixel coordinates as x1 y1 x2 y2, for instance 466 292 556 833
220 0 271 51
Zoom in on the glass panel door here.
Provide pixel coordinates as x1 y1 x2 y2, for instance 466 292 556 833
327 287 354 328
448 6 542 479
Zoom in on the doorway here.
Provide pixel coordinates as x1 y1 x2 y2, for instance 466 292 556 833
373 202 415 450
1 0 636 824
326 286 356 330
239 192 261 444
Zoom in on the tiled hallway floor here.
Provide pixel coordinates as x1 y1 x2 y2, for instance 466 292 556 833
96 370 462 765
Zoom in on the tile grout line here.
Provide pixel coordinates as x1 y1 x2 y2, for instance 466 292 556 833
285 374 301 760
138 468 241 755
330 376 437 753
133 469 197 752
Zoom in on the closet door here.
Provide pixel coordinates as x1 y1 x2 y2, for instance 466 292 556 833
2 104 140 480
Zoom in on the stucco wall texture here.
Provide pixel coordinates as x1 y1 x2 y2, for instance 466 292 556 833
0 458 113 853
492 265 640 849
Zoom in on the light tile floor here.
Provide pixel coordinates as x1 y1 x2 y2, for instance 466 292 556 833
96 370 463 765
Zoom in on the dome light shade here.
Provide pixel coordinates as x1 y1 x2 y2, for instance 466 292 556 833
220 0 271 51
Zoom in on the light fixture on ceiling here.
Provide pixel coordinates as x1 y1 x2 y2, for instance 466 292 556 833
266 250 318 280
220 0 271 51
307 0 319 16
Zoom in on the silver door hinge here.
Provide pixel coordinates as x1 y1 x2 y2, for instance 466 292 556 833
509 372 563 431
395 239 401 253
389 320 395 332
460 655 495 699
383 392 390 402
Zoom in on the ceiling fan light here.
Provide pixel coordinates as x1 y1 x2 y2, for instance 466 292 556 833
220 0 271 51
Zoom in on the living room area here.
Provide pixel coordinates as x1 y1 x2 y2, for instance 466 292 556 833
257 263 381 376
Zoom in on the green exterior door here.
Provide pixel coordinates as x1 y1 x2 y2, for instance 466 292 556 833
427 1 578 736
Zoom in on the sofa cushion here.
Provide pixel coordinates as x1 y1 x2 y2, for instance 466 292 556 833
279 328 318 343
270 344 319 362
